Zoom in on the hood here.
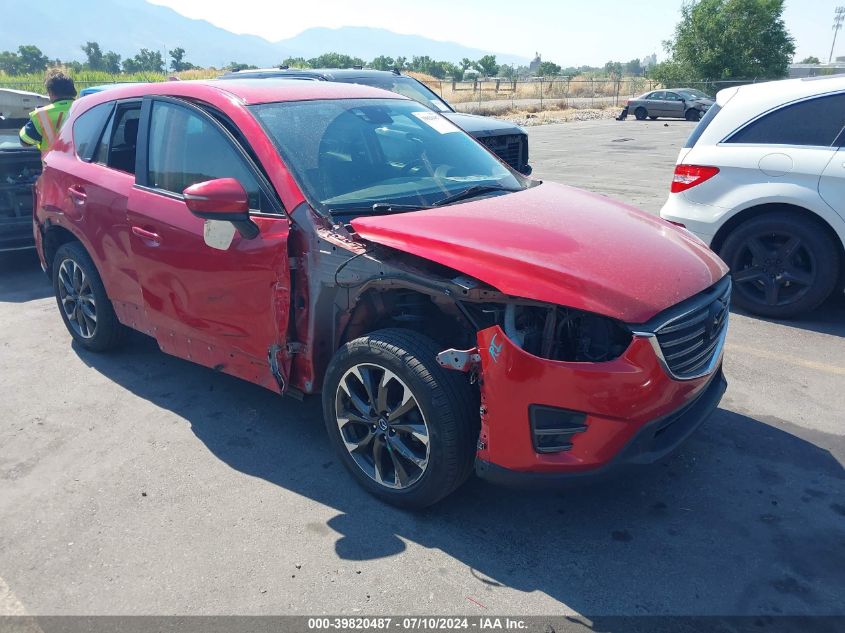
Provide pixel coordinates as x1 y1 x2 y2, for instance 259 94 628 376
442 112 525 138
351 182 727 324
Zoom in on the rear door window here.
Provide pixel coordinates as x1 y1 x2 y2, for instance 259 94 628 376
727 92 845 147
684 103 722 148
73 102 113 162
94 101 142 174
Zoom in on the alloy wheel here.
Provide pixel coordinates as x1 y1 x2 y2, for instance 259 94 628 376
58 258 98 339
335 363 430 489
731 231 816 308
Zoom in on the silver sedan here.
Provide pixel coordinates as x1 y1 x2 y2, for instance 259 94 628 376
625 88 715 121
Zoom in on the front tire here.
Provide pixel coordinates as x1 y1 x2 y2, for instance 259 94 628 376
322 329 477 509
720 213 839 319
53 242 128 351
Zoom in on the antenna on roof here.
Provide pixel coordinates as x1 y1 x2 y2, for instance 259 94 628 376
278 64 289 70
392 67 401 75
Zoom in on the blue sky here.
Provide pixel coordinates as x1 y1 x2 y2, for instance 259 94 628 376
150 0 832 65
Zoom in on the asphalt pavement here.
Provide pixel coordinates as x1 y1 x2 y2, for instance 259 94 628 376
0 119 843 619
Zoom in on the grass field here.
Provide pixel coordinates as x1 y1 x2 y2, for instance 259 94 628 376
0 68 219 93
1 68 654 115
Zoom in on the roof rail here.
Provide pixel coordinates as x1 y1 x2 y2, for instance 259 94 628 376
278 65 289 70
353 65 363 70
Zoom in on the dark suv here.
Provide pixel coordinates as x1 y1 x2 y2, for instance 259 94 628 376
218 68 531 175
0 125 41 252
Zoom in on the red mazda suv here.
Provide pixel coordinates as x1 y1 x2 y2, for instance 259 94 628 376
34 80 729 507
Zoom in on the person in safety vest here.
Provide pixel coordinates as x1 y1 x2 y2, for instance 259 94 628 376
19 69 77 154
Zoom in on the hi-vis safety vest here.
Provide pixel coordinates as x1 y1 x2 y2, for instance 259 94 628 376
21 99 74 153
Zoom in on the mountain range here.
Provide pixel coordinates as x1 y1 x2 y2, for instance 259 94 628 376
0 0 528 68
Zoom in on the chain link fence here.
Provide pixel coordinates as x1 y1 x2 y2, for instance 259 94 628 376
1 76 766 112
418 77 766 111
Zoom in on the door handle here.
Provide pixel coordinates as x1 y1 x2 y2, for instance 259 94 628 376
131 225 162 246
68 185 87 206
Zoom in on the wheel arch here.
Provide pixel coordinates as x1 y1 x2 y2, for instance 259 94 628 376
710 202 845 290
42 222 83 278
340 286 475 351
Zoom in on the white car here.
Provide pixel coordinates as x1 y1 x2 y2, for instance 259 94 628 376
660 76 845 319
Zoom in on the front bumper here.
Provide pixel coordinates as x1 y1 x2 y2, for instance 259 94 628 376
473 325 726 482
476 367 726 486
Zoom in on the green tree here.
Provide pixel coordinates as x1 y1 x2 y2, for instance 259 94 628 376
0 51 21 74
168 47 195 72
307 52 364 69
394 56 407 70
102 51 122 74
460 58 473 71
81 41 103 70
280 57 308 68
624 58 643 75
123 49 165 73
474 54 499 77
648 59 692 87
662 0 795 80
536 61 561 76
370 55 395 71
14 45 49 73
226 62 258 72
604 60 623 79
800 56 820 64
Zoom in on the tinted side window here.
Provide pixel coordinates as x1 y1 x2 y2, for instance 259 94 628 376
73 102 113 162
728 93 845 147
94 103 142 174
147 101 266 210
684 103 722 148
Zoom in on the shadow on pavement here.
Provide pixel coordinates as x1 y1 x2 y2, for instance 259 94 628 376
730 291 845 339
73 332 845 615
0 250 51 303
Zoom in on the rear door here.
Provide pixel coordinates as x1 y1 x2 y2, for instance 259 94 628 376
647 91 665 116
51 99 146 316
126 97 292 393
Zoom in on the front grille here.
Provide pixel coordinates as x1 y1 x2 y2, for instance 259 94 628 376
479 134 526 171
654 279 731 379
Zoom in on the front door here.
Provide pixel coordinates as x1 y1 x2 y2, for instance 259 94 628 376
126 97 292 393
663 92 686 118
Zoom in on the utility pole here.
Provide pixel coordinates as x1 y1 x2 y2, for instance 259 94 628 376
830 6 845 63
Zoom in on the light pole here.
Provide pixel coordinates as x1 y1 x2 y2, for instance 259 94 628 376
830 6 845 63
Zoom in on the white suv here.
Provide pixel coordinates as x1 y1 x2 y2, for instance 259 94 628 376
660 76 845 319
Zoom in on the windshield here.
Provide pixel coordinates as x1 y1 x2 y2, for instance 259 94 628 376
251 98 526 218
340 76 452 113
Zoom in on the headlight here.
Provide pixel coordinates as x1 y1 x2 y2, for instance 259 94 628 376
503 303 632 362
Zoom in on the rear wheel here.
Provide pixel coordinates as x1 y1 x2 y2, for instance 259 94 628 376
720 213 839 318
323 329 477 509
685 108 701 121
635 107 647 120
52 242 128 351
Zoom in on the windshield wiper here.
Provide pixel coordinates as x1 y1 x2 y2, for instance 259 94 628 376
432 184 517 207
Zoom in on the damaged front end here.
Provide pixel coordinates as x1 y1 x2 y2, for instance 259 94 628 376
436 295 724 482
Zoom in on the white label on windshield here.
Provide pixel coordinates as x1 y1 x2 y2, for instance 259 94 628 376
412 111 460 134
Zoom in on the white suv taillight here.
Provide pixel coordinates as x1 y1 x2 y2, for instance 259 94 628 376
671 165 719 193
